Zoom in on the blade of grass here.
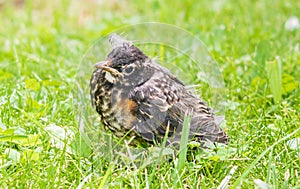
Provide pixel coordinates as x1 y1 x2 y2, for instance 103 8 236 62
99 164 114 188
173 115 191 188
232 127 300 188
76 173 93 189
148 122 170 186
217 166 238 189
145 169 149 189
177 115 191 171
266 148 273 184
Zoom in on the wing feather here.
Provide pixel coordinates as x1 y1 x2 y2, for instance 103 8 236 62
129 71 182 142
129 68 229 146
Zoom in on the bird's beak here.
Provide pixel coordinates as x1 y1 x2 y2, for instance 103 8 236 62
93 60 121 77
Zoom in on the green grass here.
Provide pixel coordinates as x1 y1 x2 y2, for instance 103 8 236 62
1 0 300 188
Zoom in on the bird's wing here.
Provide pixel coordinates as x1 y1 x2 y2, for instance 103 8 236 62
128 71 184 143
129 67 229 146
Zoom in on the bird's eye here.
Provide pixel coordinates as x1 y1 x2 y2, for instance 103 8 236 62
124 66 134 74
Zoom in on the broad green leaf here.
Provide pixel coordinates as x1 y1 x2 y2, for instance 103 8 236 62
0 128 14 136
208 156 220 161
266 58 282 103
25 78 40 91
282 74 298 94
45 124 74 140
0 135 28 141
286 138 300 150
45 124 75 154
254 40 271 77
0 70 13 80
0 134 41 146
196 142 236 161
4 148 20 162
70 133 92 157
0 127 28 143
0 127 26 136
13 134 42 146
26 98 42 109
42 79 62 87
142 147 174 168
250 76 267 87
21 149 40 161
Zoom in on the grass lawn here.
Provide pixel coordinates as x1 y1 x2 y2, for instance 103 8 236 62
0 0 299 188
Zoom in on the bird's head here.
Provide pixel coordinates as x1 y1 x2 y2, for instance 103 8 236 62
94 34 153 87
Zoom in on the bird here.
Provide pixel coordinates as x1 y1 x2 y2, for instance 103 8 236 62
90 34 229 148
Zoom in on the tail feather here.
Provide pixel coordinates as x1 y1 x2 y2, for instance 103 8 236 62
190 116 229 144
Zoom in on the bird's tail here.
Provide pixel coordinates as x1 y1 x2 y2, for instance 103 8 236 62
190 115 229 144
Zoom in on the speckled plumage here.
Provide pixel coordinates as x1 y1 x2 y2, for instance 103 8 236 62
90 34 229 147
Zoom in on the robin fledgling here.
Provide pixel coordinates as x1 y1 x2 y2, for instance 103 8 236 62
90 34 229 147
